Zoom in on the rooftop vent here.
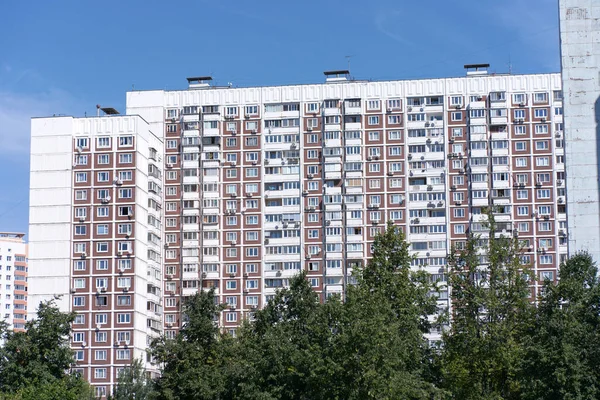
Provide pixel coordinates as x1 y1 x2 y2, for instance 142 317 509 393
464 64 490 76
324 70 350 83
187 76 213 89
96 105 120 116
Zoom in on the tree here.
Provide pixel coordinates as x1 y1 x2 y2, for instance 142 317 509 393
149 288 231 399
110 359 154 400
519 252 600 399
440 214 533 399
333 220 444 399
0 299 92 399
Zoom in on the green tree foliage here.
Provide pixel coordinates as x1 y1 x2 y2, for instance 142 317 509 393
440 215 532 399
0 299 92 399
149 288 230 399
148 221 445 399
519 252 600 399
110 359 154 400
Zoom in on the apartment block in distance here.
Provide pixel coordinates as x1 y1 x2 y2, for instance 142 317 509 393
30 67 567 395
29 113 163 398
0 232 28 332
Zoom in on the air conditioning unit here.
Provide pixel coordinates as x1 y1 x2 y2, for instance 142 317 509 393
123 287 130 292
325 220 331 226
557 196 565 204
559 229 566 236
251 128 257 134
367 156 373 161
307 173 314 179
230 193 237 198
302 190 308 196
307 126 313 131
427 185 433 191
81 252 87 258
264 159 270 165
450 185 457 190
166 322 173 327
541 117 547 122
407 153 413 159
449 138 454 143
78 216 86 222
276 271 282 277
166 163 174 168
477 95 483 101
101 196 111 204
408 106 413 112
230 161 237 166
519 102 526 107
412 218 420 224
114 178 123 186
202 272 207 278
101 287 106 293
455 201 462 205
127 210 134 217
387 171 394 176
264 238 269 244
231 240 237 245
305 254 312 260
556 179 563 186
290 143 297 149
70 288 76 294
454 104 462 109
251 160 257 165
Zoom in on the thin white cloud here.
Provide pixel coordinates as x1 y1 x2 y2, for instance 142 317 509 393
374 10 414 46
0 68 78 157
485 0 560 70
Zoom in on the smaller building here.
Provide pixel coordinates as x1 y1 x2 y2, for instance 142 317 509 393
0 232 28 331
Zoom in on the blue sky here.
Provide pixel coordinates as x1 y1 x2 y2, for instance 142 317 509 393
0 0 560 237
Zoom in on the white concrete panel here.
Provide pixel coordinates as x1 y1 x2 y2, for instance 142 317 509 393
29 206 71 223
30 153 72 171
30 172 71 189
28 240 71 259
30 135 72 155
28 224 70 242
560 0 600 262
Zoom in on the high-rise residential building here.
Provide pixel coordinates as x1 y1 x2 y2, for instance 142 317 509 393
0 232 28 332
559 0 600 262
29 115 163 398
30 68 566 396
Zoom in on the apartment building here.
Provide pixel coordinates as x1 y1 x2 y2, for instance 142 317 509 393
29 114 163 398
30 67 566 395
126 68 566 335
0 232 28 332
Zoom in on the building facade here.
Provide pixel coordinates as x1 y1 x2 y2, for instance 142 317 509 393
559 0 600 262
30 69 566 395
29 115 163 398
0 232 28 332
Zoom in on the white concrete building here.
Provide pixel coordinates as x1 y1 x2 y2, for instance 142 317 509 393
31 68 568 396
29 114 163 398
559 0 600 262
0 232 28 332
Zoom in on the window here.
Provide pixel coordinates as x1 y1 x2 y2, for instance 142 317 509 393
119 136 133 146
117 313 131 324
368 116 379 125
75 172 87 183
451 112 463 121
119 153 132 164
534 92 548 103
